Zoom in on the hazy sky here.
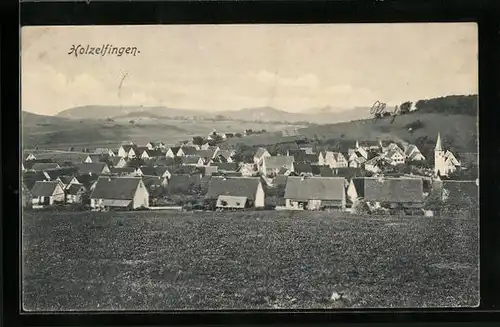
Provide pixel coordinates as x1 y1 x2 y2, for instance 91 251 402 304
21 23 478 115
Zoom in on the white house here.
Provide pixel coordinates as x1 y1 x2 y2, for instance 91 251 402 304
321 151 348 168
206 176 265 208
31 181 66 206
404 144 426 162
90 176 149 210
141 149 164 160
383 149 406 165
118 144 135 158
261 156 295 176
434 133 461 176
284 176 346 211
110 157 127 168
254 147 271 165
165 147 181 158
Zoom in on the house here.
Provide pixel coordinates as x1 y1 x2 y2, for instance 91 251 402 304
311 165 335 177
128 146 147 159
22 171 48 191
284 176 346 211
90 176 149 210
177 146 199 157
43 167 79 181
154 166 172 179
24 152 37 160
240 163 257 177
206 176 265 208
212 162 239 173
290 163 314 177
166 146 181 158
320 151 348 168
213 150 234 163
65 183 87 204
364 156 392 173
109 167 137 176
27 152 89 164
30 162 61 171
141 149 164 160
110 157 127 168
348 177 424 211
74 163 111 176
382 149 406 165
75 174 100 192
135 166 158 177
141 175 168 200
198 165 218 177
31 181 66 206
404 144 425 162
94 148 116 157
261 156 295 176
434 133 461 176
253 147 271 165
146 141 166 150
300 147 315 154
200 142 216 150
348 156 367 168
84 154 109 164
22 159 55 171
118 144 135 158
56 175 80 189
181 156 205 167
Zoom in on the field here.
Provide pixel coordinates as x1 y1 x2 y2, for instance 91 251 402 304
22 210 479 311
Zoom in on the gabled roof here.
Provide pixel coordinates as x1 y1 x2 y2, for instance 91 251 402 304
66 183 86 195
111 157 126 165
293 163 313 174
90 177 143 200
142 149 164 157
167 174 202 192
57 175 75 185
28 151 89 163
30 162 60 171
137 166 157 176
311 165 335 177
141 175 164 189
120 144 134 152
264 156 294 170
22 159 55 170
284 176 345 201
110 167 136 175
352 177 423 203
254 147 269 158
198 150 216 159
179 146 198 155
74 163 109 175
217 150 233 160
181 156 202 164
212 162 239 172
22 171 47 191
31 181 62 197
75 174 100 189
206 177 261 200
167 146 181 154
43 167 79 180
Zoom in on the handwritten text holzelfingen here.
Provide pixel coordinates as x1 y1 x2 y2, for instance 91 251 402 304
68 44 140 57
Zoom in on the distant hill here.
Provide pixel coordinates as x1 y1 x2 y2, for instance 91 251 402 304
55 104 371 124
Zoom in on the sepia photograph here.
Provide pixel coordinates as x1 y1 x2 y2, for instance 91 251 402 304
21 23 479 311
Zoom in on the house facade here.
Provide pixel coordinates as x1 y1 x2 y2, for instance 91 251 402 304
284 176 346 211
90 177 149 210
206 176 265 208
31 181 66 206
261 156 295 176
65 184 87 204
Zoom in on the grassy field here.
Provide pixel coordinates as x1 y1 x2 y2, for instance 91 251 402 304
22 210 479 311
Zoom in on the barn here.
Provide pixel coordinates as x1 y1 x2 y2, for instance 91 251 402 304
284 176 346 211
90 177 149 210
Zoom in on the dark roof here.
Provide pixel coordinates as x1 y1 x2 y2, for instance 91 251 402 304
352 177 423 203
264 156 295 170
137 166 157 176
254 147 269 158
31 181 62 197
142 149 164 157
74 163 109 175
111 157 125 165
217 150 233 160
179 146 198 155
181 156 202 164
154 166 171 176
198 150 215 159
456 152 478 167
90 177 143 200
86 154 109 163
212 171 243 177
141 175 164 189
311 165 335 177
212 162 239 172
75 174 100 188
206 177 261 200
110 167 136 174
273 175 288 187
30 163 60 171
32 151 89 163
198 165 218 176
67 183 86 195
57 175 75 185
284 177 345 201
43 167 79 180
23 159 54 170
23 171 47 191
293 163 313 174
120 144 134 152
168 146 181 154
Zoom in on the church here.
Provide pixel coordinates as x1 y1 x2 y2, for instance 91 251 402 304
434 133 461 177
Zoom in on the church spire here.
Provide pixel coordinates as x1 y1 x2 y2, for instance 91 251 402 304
435 133 443 152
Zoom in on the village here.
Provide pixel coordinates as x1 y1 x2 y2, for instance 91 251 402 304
21 128 479 218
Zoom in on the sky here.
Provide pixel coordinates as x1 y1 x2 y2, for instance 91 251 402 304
21 23 478 116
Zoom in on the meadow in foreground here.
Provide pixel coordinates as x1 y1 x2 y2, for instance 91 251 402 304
22 210 479 311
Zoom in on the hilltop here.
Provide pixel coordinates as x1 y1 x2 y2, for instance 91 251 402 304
55 104 371 124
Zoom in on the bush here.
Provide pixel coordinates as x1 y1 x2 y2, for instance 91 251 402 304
351 199 370 215
405 120 424 131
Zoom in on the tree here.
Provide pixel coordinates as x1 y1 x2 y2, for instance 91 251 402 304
400 101 412 114
352 199 371 215
192 136 204 146
129 120 135 124
220 200 228 207
424 190 444 212
235 133 242 138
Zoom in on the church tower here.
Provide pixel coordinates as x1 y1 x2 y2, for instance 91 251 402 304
434 133 445 176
